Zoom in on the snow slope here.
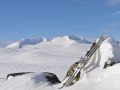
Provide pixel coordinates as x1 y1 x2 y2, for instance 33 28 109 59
6 38 47 49
51 35 90 46
1 72 60 90
6 36 90 49
0 36 120 90
0 41 12 48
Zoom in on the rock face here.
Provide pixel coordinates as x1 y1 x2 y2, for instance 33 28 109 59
6 72 34 81
5 72 61 87
2 72 61 90
42 72 61 84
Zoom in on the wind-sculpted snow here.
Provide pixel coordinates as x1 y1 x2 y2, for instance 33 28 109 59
0 36 120 90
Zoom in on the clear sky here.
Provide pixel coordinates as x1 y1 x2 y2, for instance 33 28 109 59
0 0 120 41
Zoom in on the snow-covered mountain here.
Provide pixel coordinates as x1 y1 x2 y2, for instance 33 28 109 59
0 42 6 48
50 35 91 47
0 41 12 48
6 36 90 49
51 35 91 44
68 35 91 43
6 38 47 49
0 36 120 90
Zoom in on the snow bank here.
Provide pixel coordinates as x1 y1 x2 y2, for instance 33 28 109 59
0 35 120 90
63 36 120 90
100 37 120 66
1 72 60 90
82 36 120 73
64 63 120 90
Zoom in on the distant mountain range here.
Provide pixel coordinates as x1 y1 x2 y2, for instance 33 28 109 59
3 35 91 49
64 35 91 43
0 41 12 48
6 38 47 49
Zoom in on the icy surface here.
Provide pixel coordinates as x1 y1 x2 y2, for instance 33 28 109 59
0 36 120 90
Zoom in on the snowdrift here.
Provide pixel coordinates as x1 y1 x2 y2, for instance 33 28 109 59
0 36 120 90
1 72 60 90
83 36 120 73
58 36 120 90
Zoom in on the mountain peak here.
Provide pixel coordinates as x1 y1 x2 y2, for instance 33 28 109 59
50 35 91 46
6 38 47 49
5 35 90 49
0 41 12 48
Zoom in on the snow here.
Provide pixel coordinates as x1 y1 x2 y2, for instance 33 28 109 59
82 36 120 72
0 41 12 48
1 73 49 90
51 35 90 46
99 37 120 67
6 38 47 49
0 36 120 90
6 36 90 49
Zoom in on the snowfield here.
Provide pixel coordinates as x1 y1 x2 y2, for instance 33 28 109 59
0 35 120 90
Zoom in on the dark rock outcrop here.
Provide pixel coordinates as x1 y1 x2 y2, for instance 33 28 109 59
6 72 34 80
43 72 61 84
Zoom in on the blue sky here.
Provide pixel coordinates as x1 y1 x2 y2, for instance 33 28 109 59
0 0 120 41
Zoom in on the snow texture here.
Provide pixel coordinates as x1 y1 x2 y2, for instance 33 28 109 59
0 36 120 90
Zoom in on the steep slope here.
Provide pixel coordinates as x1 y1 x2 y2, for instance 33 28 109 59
71 36 120 90
83 36 120 72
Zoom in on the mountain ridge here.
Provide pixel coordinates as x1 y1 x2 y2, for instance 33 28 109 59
5 35 91 49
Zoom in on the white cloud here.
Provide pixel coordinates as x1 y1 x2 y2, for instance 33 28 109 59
105 0 120 6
